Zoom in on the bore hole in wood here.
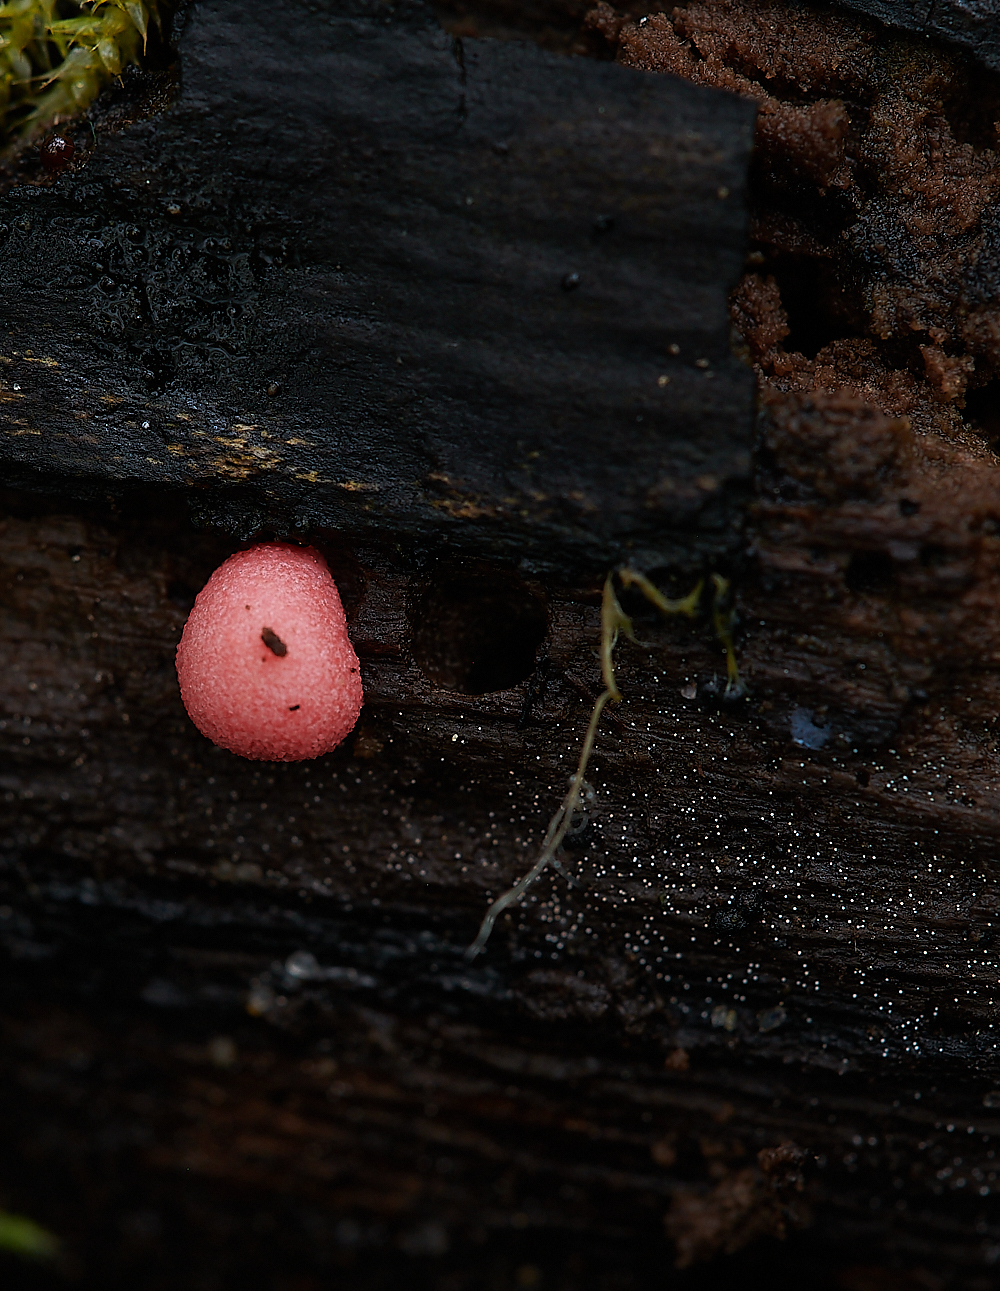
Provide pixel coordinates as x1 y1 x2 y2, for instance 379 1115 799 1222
845 549 895 595
412 566 547 694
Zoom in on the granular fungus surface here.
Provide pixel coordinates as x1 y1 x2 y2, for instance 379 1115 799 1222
176 543 363 762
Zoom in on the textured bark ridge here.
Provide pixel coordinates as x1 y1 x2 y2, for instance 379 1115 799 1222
0 0 755 579
4 0 1000 1288
832 0 1000 75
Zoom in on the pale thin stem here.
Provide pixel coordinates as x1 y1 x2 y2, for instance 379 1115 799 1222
618 568 703 619
550 856 582 888
464 688 613 960
711 573 747 699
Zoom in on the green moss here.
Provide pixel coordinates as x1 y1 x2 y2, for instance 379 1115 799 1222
0 1210 59 1261
0 0 160 143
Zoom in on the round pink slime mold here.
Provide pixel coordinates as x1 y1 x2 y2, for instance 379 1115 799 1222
175 543 363 762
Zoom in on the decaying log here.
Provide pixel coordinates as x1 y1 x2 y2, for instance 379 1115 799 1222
4 0 1000 1287
0 0 755 577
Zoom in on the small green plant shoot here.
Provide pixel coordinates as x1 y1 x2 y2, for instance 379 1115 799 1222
1 0 160 143
0 1209 59 1261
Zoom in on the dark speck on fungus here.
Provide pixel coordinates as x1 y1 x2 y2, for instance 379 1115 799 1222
261 626 287 656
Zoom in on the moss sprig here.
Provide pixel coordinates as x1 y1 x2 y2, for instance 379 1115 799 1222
0 1209 59 1261
0 0 160 143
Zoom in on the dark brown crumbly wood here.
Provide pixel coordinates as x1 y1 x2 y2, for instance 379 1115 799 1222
608 0 1000 447
833 0 1000 74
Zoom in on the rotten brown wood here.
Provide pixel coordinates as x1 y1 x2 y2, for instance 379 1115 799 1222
5 375 1000 1284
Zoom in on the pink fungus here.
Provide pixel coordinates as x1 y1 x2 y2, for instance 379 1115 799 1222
175 542 363 761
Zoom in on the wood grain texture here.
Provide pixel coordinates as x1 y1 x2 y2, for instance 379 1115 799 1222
5 380 1000 1284
0 0 755 578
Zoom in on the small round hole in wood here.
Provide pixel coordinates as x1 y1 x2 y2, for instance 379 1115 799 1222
412 567 547 694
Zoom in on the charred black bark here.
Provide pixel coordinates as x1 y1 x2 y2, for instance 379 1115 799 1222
0 0 755 578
